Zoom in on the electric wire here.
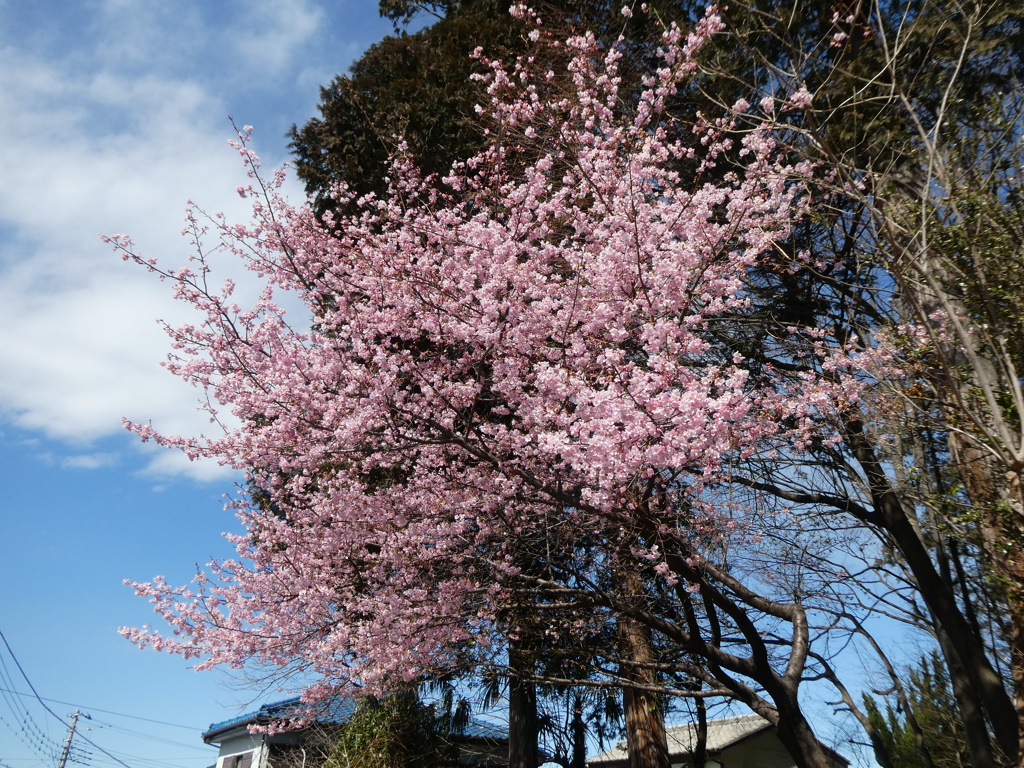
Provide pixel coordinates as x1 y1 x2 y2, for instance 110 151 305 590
0 648 64 762
88 720 210 752
0 691 198 732
0 629 133 768
85 753 187 768
0 709 61 762
0 630 216 768
0 687 212 767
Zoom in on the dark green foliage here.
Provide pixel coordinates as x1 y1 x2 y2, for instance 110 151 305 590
377 1 457 26
863 653 971 768
289 0 525 215
289 1 708 216
927 94 1024 386
699 1 1024 173
295 0 1024 216
325 691 462 768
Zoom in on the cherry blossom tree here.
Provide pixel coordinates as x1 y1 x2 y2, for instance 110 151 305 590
113 10 867 768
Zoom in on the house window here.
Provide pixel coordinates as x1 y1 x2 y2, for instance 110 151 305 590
224 752 253 768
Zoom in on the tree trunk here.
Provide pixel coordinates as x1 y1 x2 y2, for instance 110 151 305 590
935 625 999 767
1011 607 1024 768
997 467 1024 768
847 418 1018 761
508 638 539 768
692 691 708 768
947 432 1024 766
618 569 669 768
570 697 586 768
620 653 669 768
771 696 835 768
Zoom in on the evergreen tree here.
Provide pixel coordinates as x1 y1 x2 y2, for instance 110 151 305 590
864 653 972 768
288 0 524 216
326 692 461 768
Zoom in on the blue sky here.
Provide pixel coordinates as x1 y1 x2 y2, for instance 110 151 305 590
0 3 396 768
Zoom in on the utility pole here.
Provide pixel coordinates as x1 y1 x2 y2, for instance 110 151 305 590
57 709 90 768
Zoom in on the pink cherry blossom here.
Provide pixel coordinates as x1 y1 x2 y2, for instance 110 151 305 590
784 86 813 111
112 12 866 707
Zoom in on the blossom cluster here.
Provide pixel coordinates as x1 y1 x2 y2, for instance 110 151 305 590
115 11 864 701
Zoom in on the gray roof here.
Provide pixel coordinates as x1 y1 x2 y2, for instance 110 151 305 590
588 714 771 764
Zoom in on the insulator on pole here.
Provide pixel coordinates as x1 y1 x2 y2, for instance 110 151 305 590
56 710 91 768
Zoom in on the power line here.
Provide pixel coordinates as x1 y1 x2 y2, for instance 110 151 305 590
89 723 210 753
0 709 62 762
0 690 200 732
0 629 216 768
0 648 63 760
0 629 132 768
0 628 66 721
83 746 213 768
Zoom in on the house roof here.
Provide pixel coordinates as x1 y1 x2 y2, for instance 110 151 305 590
203 696 508 743
588 714 848 767
588 714 771 764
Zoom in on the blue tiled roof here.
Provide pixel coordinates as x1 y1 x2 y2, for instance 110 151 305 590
203 697 356 739
461 718 509 740
203 696 507 742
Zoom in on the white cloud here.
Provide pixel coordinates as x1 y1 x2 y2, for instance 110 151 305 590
0 0 386 481
89 1 206 73
140 444 241 482
0 18 289 480
61 452 121 470
231 0 325 77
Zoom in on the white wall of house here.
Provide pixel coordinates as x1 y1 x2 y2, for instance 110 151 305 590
213 731 269 768
701 728 798 768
